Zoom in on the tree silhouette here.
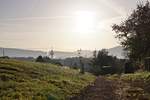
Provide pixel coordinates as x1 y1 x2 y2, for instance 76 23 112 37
91 49 119 75
112 1 150 64
36 55 44 62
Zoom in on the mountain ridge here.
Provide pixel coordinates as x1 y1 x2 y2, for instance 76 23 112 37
0 46 124 59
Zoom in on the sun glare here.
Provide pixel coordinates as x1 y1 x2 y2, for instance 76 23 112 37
74 11 97 34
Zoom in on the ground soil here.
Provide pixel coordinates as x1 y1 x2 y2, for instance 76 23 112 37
70 76 150 100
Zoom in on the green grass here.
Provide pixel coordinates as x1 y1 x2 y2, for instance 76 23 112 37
0 58 95 100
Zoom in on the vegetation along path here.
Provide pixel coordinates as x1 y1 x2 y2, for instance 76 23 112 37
71 73 150 100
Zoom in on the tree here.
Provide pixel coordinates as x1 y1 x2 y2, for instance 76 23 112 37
91 49 119 75
112 1 150 64
124 61 134 73
36 55 44 62
94 49 109 67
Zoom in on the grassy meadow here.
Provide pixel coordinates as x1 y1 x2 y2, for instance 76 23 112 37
0 58 95 100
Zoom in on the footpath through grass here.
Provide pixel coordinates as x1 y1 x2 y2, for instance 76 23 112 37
0 58 95 100
71 72 150 100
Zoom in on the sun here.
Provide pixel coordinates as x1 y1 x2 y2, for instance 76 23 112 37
74 11 97 34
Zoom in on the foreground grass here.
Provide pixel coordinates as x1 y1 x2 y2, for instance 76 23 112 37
0 58 95 100
107 72 150 99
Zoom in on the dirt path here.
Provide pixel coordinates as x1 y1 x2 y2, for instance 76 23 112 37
71 76 120 100
70 76 150 100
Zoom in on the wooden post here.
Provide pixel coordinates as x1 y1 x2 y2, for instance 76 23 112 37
77 49 85 74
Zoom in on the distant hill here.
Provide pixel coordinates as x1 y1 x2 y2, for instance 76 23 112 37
0 48 46 58
107 46 125 59
0 48 76 59
0 46 125 59
79 46 125 59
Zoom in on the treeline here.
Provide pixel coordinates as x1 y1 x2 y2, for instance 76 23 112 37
36 56 62 66
35 50 126 76
90 49 125 75
112 1 150 71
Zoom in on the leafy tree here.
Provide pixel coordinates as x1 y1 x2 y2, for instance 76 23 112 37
91 49 120 75
97 49 110 66
36 55 44 62
112 1 150 64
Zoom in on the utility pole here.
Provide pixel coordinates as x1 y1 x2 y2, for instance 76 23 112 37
77 49 85 74
93 49 97 58
50 49 54 59
49 47 54 59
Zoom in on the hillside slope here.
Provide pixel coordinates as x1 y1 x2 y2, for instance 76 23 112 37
0 58 95 100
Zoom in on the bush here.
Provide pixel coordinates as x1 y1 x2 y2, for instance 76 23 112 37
36 56 62 66
124 61 134 73
36 56 44 62
0 56 9 59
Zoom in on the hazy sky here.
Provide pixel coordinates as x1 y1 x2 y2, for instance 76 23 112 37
0 0 148 51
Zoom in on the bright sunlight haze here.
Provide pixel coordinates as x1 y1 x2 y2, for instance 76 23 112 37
0 0 147 51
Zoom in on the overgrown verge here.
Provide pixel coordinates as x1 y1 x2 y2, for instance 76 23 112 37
107 72 150 100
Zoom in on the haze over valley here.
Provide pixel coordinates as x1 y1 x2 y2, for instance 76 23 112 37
0 46 124 59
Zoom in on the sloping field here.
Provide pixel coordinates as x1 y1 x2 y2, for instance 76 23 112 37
0 58 95 100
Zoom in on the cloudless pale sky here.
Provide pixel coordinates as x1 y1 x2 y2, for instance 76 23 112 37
0 0 148 51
